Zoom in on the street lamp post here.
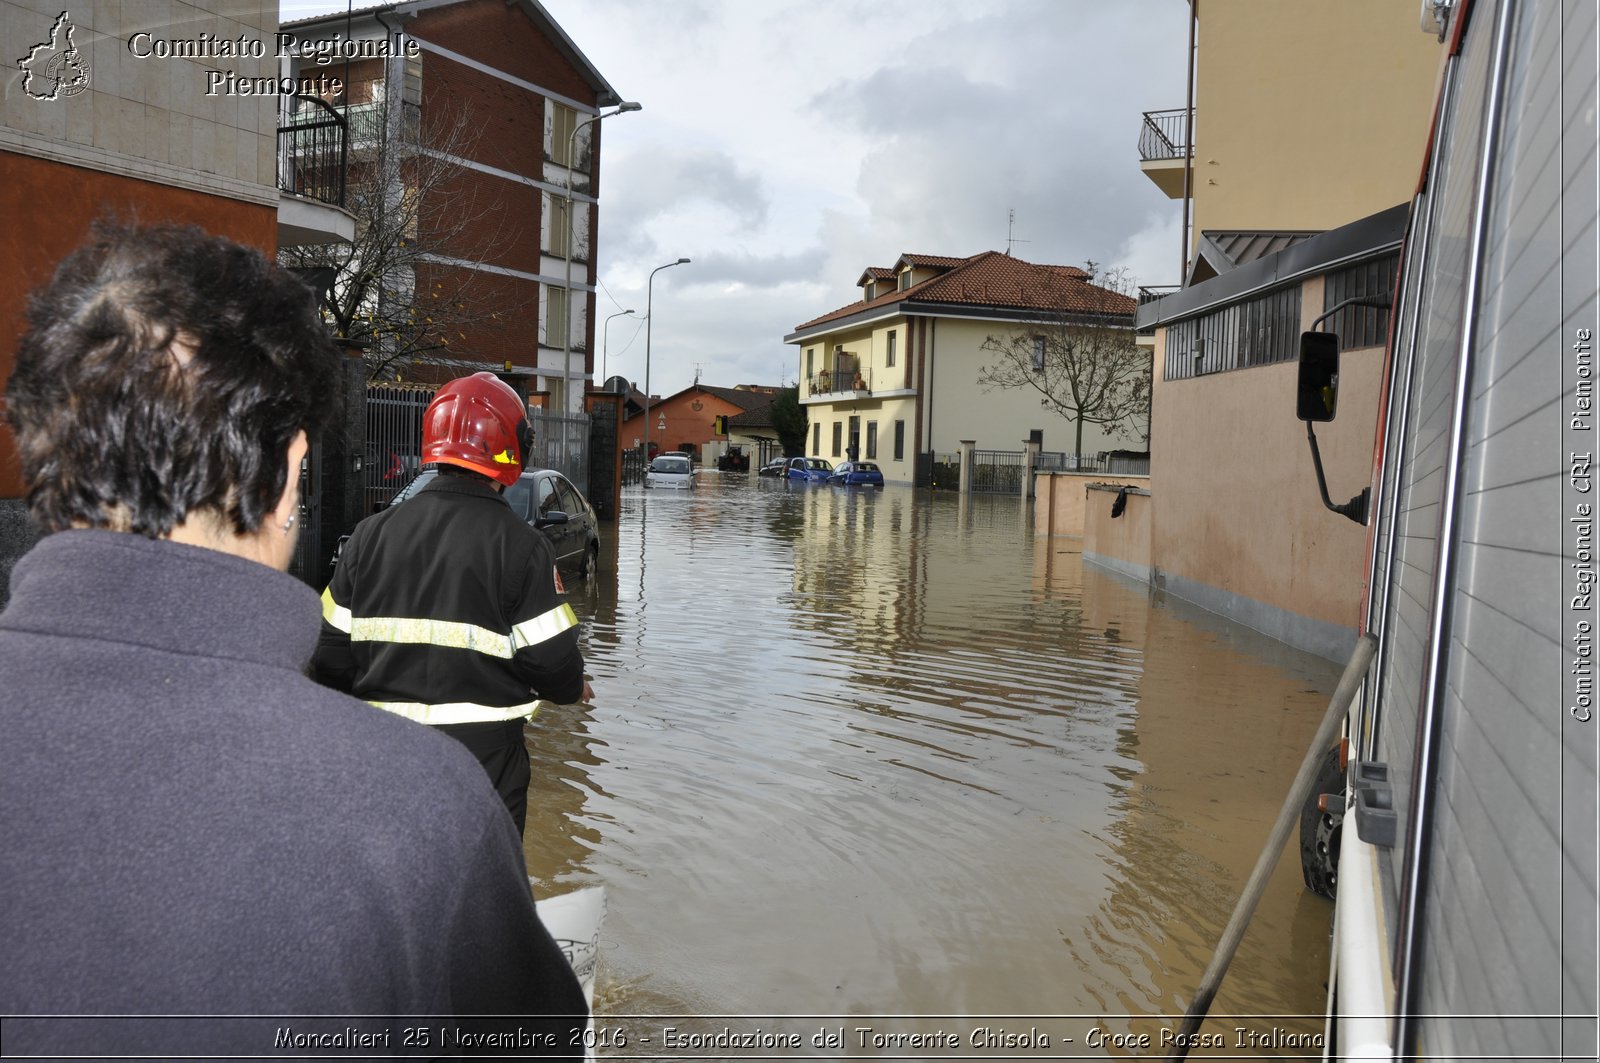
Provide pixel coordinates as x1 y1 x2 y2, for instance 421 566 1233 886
601 308 634 383
643 257 691 458
561 101 640 413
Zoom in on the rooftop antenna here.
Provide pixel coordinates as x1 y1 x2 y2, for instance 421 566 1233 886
693 362 702 386
1006 209 1031 257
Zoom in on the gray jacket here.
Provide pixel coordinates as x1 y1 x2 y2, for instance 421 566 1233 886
0 530 585 1057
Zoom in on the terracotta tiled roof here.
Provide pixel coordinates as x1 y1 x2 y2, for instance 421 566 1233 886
857 267 896 283
793 251 1136 332
897 253 970 269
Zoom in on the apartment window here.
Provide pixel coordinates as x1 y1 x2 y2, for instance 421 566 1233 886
898 269 911 291
864 282 876 301
886 330 897 368
545 193 569 258
1032 335 1046 372
812 422 821 455
831 422 842 457
893 419 905 461
805 348 814 380
546 286 568 347
549 102 577 166
866 421 878 459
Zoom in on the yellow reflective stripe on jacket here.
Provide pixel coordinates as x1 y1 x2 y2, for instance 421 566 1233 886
350 615 517 659
367 699 545 726
320 588 352 633
511 603 579 651
340 603 578 659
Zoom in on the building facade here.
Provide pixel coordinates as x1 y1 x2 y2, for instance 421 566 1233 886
280 0 623 410
1098 0 1446 659
786 252 1143 486
1 0 354 595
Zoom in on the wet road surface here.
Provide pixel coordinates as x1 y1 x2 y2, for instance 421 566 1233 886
521 472 1344 1056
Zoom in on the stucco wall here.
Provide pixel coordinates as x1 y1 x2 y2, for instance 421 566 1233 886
1083 483 1152 582
1149 321 1382 652
1033 471 1152 538
1191 0 1441 238
925 318 1147 458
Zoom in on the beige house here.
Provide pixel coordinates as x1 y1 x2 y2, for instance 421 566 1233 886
785 252 1142 486
1085 0 1446 660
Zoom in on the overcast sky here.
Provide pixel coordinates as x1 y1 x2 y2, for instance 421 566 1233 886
280 0 1192 397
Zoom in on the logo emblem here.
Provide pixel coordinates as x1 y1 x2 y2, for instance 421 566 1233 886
18 12 91 101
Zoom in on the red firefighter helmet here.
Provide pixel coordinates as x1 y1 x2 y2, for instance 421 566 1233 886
420 373 533 487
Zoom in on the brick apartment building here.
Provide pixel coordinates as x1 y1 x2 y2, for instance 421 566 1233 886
281 0 626 410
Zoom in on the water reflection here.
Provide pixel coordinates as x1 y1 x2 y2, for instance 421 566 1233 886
522 475 1342 1053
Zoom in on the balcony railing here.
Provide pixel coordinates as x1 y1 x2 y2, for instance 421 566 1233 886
1138 285 1180 305
809 366 872 397
277 94 348 208
1138 108 1192 163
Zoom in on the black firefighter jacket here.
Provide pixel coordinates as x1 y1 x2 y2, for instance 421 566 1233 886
313 474 585 724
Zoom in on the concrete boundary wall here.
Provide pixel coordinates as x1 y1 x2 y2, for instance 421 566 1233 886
1034 471 1151 538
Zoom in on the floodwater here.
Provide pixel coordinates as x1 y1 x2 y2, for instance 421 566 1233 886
521 473 1345 1058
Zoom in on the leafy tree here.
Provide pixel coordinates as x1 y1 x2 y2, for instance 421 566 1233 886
976 267 1148 459
769 386 808 457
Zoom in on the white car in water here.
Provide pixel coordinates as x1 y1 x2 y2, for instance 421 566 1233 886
644 453 695 490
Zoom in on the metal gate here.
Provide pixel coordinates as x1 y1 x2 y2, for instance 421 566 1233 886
364 383 435 515
527 407 590 496
972 450 1026 493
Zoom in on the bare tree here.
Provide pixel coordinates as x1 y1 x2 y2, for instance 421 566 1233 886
280 91 534 379
977 267 1148 459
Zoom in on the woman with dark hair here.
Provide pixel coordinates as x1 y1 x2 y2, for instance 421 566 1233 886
0 224 585 1056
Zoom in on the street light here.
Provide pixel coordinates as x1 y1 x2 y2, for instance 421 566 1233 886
561 100 641 413
601 308 634 383
643 257 691 457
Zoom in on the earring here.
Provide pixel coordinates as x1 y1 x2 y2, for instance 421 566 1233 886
282 514 297 535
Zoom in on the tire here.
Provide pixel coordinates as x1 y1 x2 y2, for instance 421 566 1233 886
579 543 598 583
1299 744 1343 900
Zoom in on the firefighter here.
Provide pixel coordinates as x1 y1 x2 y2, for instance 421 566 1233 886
313 373 592 836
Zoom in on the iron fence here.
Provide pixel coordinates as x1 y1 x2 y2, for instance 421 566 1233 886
1138 108 1192 163
527 406 590 496
972 450 1026 493
1035 451 1151 476
277 94 347 208
363 383 434 515
808 366 872 397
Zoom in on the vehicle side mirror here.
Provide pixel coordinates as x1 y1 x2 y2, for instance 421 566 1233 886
1297 332 1340 422
535 510 570 528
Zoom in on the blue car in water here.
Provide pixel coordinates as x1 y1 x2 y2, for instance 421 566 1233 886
785 456 833 482
827 460 884 487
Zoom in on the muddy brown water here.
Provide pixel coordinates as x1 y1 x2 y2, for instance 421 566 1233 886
520 474 1343 1057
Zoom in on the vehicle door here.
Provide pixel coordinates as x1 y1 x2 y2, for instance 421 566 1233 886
532 472 576 566
553 475 593 558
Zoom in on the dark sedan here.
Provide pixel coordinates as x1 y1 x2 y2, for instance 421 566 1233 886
335 467 601 582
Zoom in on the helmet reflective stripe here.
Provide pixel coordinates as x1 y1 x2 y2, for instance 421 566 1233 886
367 699 545 726
341 603 578 659
320 588 352 633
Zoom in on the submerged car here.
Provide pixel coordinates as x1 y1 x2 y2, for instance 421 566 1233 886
757 458 788 477
334 467 601 582
827 460 884 487
785 457 834 482
645 453 695 489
